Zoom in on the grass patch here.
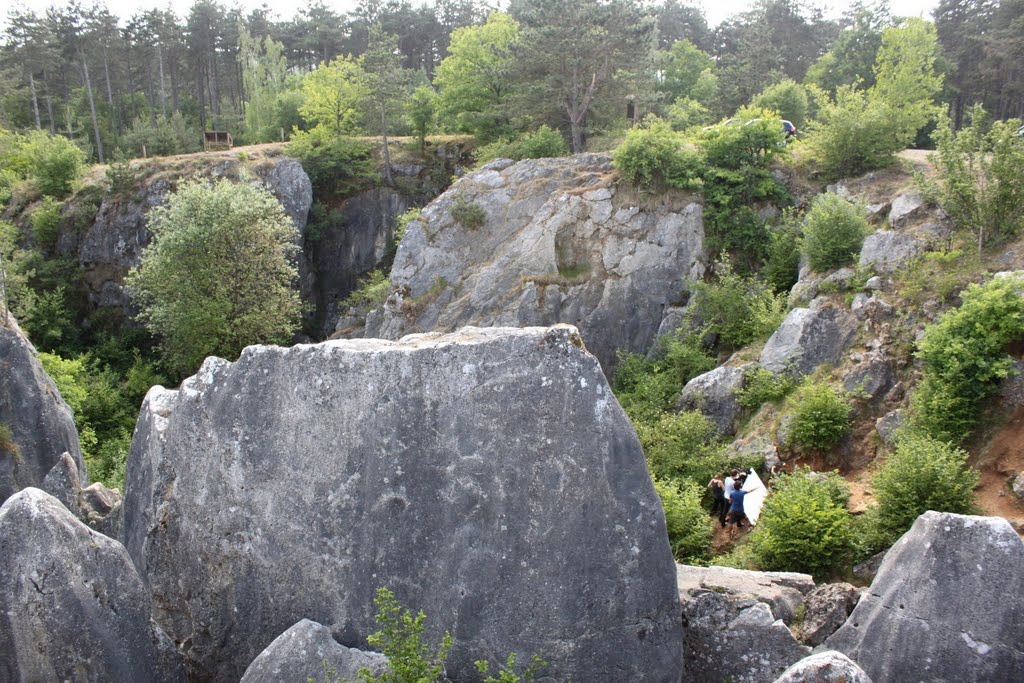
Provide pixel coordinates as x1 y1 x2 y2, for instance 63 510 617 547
402 277 448 317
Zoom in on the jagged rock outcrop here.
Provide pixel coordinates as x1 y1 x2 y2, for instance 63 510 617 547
0 488 184 682
759 304 858 377
887 192 926 228
676 564 815 625
773 651 872 683
798 583 861 647
359 155 706 371
122 325 683 682
40 451 82 515
39 451 121 536
825 512 1024 681
240 619 388 683
842 357 897 403
858 230 925 274
0 316 85 504
675 364 748 436
682 591 811 683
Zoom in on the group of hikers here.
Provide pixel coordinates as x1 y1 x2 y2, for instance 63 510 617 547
707 468 766 539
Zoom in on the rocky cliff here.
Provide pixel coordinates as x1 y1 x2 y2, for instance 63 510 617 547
356 155 706 372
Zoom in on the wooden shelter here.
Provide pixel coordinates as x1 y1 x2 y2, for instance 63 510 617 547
203 130 233 151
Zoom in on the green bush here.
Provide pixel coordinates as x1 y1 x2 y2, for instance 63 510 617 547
612 117 705 190
750 80 809 129
357 587 452 683
688 263 787 351
30 197 63 251
749 468 853 579
763 211 802 294
340 269 391 312
612 333 715 425
476 125 569 164
736 367 794 410
801 192 868 272
873 432 978 541
920 108 1024 250
784 378 852 453
21 130 86 198
637 410 728 484
911 274 1024 442
120 112 200 158
475 653 547 683
287 130 379 197
697 109 786 170
654 476 713 563
0 422 15 455
449 194 487 229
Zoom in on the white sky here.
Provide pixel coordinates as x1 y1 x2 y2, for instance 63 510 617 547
2 0 938 32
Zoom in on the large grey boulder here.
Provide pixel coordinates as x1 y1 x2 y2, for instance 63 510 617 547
240 619 388 683
858 230 925 273
122 325 683 682
888 192 926 228
0 488 183 682
773 651 872 683
825 512 1024 681
0 316 85 504
798 583 861 647
682 591 811 683
675 364 747 436
759 306 858 377
677 564 815 625
362 155 706 372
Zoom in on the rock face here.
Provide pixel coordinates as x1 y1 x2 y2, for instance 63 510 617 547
675 364 747 436
887 192 926 228
240 619 388 683
799 583 861 647
0 316 85 504
759 305 858 377
122 325 683 682
0 488 183 682
677 564 815 625
858 230 924 274
361 155 706 371
826 512 1024 681
682 591 810 683
774 651 872 683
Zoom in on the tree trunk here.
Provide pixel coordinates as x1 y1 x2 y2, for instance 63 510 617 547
158 45 168 118
81 57 105 163
210 48 221 117
28 72 42 129
381 105 395 188
44 91 55 133
102 50 121 134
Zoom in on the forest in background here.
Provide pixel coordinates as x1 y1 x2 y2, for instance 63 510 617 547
0 0 1022 163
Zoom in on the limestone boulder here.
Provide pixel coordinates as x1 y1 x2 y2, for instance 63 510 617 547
675 364 747 436
677 564 814 625
858 230 925 274
0 488 183 682
682 592 810 683
0 316 85 504
122 325 683 682
842 358 896 403
40 451 83 516
240 619 388 683
798 583 861 647
773 651 872 683
1011 473 1024 501
759 306 857 377
825 512 1024 681
362 155 706 372
888 192 926 228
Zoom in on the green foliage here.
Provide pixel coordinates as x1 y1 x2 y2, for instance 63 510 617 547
664 97 713 131
657 39 716 103
696 109 786 169
873 432 978 541
407 85 439 149
287 130 379 197
762 212 801 294
105 154 135 195
920 108 1024 250
449 195 487 230
357 587 452 683
736 367 794 410
30 196 63 251
612 117 705 190
749 468 853 579
750 79 808 129
801 192 868 272
784 378 852 453
21 130 86 198
871 18 943 145
341 270 391 312
475 126 568 165
654 476 713 563
687 261 786 351
637 410 732 485
300 55 368 136
239 26 291 143
895 249 979 307
910 274 1024 442
474 653 547 683
0 422 16 456
120 113 200 158
394 208 421 247
127 177 301 376
612 333 715 425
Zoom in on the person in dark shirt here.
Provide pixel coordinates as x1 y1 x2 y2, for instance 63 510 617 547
708 473 727 527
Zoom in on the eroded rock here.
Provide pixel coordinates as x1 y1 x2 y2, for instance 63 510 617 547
859 230 924 274
677 564 814 625
888 192 926 228
799 583 861 647
774 651 872 683
759 306 857 377
675 365 747 436
240 619 388 683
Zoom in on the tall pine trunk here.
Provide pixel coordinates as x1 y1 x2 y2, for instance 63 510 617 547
158 46 168 118
81 56 104 163
28 72 42 129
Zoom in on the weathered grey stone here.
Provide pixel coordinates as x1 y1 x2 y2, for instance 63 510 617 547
0 488 184 682
865 202 890 224
675 365 747 436
851 294 894 322
122 325 682 682
82 482 122 538
677 564 814 625
843 358 896 402
874 410 904 448
825 512 1024 682
240 619 388 683
759 306 858 377
1011 473 1024 500
888 192 926 228
265 158 313 232
0 316 85 504
729 436 781 470
774 651 872 683
788 275 822 307
859 230 924 274
851 551 886 584
820 267 857 291
40 451 82 516
863 276 886 291
999 360 1024 409
799 583 861 647
682 592 811 683
365 154 706 372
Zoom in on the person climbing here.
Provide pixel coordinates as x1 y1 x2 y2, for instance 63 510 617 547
727 472 762 540
708 473 727 527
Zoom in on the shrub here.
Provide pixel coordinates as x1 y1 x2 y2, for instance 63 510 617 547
120 112 200 158
873 432 978 541
476 125 569 164
696 109 786 170
612 117 704 190
449 195 487 229
21 130 86 198
637 410 728 484
749 468 853 579
911 274 1024 441
736 367 794 410
750 79 809 129
341 269 391 312
0 422 16 455
287 130 379 197
30 197 63 251
688 263 787 351
612 333 715 425
127 177 302 376
357 587 452 683
762 211 802 294
784 378 852 453
654 476 713 563
801 192 868 272
475 654 547 683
